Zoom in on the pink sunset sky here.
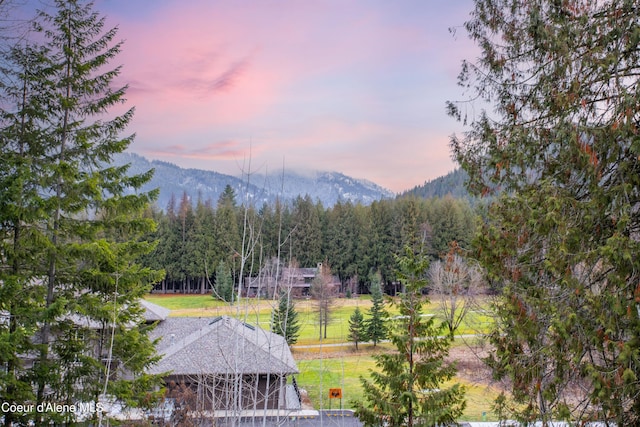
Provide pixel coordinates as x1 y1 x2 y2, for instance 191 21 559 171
96 0 478 193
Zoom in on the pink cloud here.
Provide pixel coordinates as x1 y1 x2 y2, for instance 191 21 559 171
244 117 455 192
105 1 472 192
206 59 249 93
114 1 438 119
145 140 250 162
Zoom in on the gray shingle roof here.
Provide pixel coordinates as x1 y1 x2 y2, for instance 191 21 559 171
60 300 171 329
148 316 298 376
140 299 171 322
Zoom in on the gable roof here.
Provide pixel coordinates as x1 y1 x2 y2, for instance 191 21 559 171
60 300 171 329
140 299 171 322
148 316 298 376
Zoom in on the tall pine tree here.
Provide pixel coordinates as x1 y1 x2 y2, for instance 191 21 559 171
0 40 55 427
270 291 301 346
347 307 366 351
213 260 234 303
365 271 388 347
354 248 465 427
0 1 163 424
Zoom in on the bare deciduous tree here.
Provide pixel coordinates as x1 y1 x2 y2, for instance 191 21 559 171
310 263 336 340
428 242 483 336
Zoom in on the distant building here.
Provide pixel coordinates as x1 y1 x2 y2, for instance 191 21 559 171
244 262 340 298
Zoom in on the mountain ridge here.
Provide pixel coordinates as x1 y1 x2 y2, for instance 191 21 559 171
112 152 396 209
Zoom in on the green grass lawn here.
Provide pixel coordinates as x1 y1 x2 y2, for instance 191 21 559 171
293 349 502 421
145 294 229 310
145 294 494 343
145 294 383 344
295 352 377 410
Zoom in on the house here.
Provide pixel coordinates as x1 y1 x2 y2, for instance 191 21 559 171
75 302 302 422
148 314 301 417
244 262 340 298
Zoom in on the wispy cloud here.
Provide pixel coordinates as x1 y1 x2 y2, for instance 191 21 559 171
208 59 249 94
145 140 249 161
105 0 477 192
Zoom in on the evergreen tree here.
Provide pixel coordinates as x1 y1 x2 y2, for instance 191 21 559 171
425 196 475 258
347 307 366 351
449 0 640 423
323 201 361 285
191 198 216 293
213 186 240 271
270 291 301 346
213 260 234 303
353 203 373 288
369 200 395 284
291 195 323 267
138 188 481 297
155 202 183 291
0 1 164 424
218 184 237 207
394 197 428 255
354 248 465 427
176 191 195 291
0 41 53 427
365 271 388 347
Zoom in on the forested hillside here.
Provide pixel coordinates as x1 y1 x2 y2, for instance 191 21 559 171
402 168 471 200
141 187 476 294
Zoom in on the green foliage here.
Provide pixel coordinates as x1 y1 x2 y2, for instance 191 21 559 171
347 307 366 350
450 0 640 423
0 1 164 423
354 248 465 427
218 184 237 208
213 189 241 271
365 271 388 346
270 291 301 346
424 196 475 258
213 260 234 303
143 190 478 293
324 201 359 284
403 168 472 201
291 195 323 267
190 198 216 292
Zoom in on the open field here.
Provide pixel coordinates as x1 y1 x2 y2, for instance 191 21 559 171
145 294 501 421
144 294 493 343
291 341 503 421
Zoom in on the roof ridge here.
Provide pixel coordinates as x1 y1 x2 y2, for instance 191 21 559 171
158 316 224 359
232 320 298 372
157 316 253 360
140 299 171 321
151 315 299 375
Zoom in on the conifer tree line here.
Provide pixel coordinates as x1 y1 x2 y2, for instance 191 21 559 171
140 188 477 295
450 0 640 424
0 1 163 425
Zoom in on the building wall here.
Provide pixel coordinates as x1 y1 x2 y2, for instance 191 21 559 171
166 374 288 412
